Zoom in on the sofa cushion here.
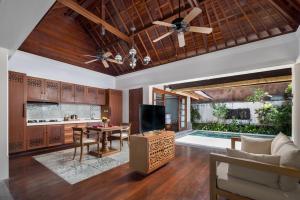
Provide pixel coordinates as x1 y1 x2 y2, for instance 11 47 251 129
217 162 300 200
274 142 300 191
271 133 291 155
241 136 273 154
227 148 280 189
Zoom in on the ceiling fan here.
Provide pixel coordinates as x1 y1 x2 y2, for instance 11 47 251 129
84 51 123 68
152 1 212 47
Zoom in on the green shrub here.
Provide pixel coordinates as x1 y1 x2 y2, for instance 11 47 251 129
192 122 288 136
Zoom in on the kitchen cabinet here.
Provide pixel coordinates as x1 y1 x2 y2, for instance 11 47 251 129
27 76 60 102
47 125 64 146
106 89 123 126
86 87 97 104
44 80 60 102
61 82 75 103
27 126 47 150
9 71 27 153
97 88 106 105
74 84 86 103
63 123 87 144
27 76 44 101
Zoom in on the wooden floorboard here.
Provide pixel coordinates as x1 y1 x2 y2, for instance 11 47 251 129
6 145 223 200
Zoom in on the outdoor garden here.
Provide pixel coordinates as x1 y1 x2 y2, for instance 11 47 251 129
191 84 292 136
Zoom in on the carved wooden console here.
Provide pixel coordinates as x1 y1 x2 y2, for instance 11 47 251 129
129 131 175 174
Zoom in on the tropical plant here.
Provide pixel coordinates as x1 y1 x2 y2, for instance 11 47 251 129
246 88 268 103
191 105 201 123
284 83 292 99
212 103 228 122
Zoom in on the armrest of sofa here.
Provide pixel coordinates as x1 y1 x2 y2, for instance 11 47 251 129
209 153 300 200
231 137 241 149
210 153 300 178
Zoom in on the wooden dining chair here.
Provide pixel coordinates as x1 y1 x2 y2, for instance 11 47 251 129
72 127 98 162
109 123 131 150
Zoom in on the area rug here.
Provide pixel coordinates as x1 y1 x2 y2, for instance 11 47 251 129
33 141 129 184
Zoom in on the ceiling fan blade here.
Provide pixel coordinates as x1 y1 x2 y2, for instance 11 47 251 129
178 32 185 48
85 59 98 64
102 60 110 68
183 7 202 23
84 55 97 58
153 31 174 43
152 21 175 28
103 51 112 57
189 26 213 34
107 58 123 65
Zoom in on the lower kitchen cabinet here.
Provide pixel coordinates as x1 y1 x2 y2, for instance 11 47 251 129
63 123 87 144
47 125 64 146
27 126 47 150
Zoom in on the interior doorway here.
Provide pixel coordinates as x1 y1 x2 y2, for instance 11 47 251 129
129 88 143 134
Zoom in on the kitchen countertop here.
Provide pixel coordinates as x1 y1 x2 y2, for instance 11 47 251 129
27 119 102 126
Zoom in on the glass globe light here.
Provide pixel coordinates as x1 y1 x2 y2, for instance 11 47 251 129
114 54 122 62
129 48 137 56
143 56 151 65
130 62 136 68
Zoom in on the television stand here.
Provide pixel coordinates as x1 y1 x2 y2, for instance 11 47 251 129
129 131 175 175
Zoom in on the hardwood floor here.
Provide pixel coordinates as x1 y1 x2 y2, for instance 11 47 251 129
7 145 223 200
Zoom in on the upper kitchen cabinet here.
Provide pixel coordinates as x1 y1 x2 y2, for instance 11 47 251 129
9 71 27 153
60 82 75 103
74 84 86 104
27 76 44 101
106 89 123 125
97 88 106 105
27 76 60 102
44 80 60 102
86 87 97 104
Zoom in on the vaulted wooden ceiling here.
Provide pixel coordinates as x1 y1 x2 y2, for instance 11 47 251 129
19 0 300 76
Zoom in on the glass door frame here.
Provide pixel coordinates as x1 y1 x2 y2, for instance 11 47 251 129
152 88 187 131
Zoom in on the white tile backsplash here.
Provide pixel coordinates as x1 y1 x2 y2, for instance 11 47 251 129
27 103 101 120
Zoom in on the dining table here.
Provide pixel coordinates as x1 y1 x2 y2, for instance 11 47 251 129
86 126 123 158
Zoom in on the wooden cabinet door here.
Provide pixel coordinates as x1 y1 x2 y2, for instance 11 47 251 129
27 126 47 150
47 125 63 146
44 80 60 102
108 90 123 125
61 82 75 103
27 76 44 101
86 87 97 104
97 88 106 105
74 85 86 103
9 72 27 153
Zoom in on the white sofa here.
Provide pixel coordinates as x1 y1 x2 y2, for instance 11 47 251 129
210 133 300 200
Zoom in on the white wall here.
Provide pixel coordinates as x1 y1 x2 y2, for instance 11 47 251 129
0 47 9 180
9 51 116 89
0 0 55 55
292 63 300 147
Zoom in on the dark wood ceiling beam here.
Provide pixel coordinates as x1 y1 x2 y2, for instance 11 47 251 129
110 0 130 34
145 31 162 65
214 0 236 45
233 0 258 36
210 0 226 48
57 0 131 43
203 2 218 49
267 0 298 24
224 0 249 43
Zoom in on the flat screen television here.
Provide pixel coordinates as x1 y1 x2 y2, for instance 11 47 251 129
140 104 165 134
